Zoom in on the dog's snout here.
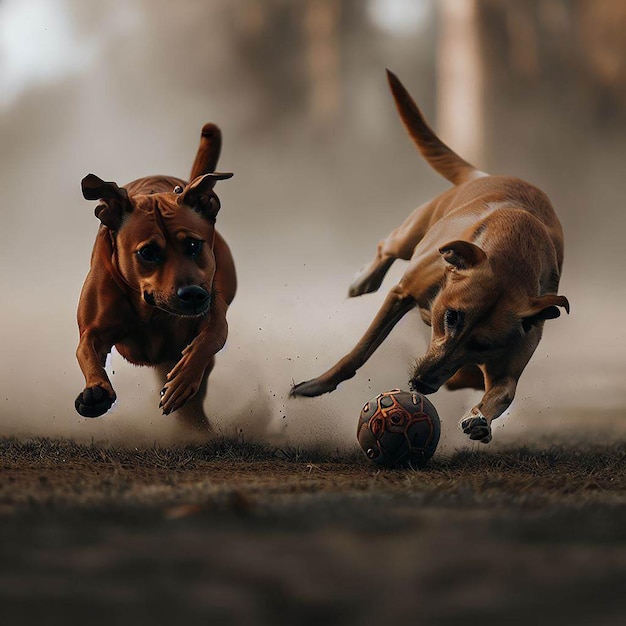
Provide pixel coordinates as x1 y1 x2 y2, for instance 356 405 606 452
177 285 210 307
410 376 440 395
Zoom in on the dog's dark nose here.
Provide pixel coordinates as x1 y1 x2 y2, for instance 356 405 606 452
177 286 210 308
410 377 439 395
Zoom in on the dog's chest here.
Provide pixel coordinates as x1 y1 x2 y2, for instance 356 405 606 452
115 318 198 365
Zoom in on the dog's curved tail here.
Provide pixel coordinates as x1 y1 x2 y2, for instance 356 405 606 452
387 69 486 186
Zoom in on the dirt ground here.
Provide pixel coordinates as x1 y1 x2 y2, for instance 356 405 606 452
0 436 625 626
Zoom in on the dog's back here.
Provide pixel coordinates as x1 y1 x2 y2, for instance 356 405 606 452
387 69 564 271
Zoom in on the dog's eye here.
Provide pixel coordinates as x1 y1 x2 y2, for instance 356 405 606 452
444 309 463 329
173 185 183 194
185 238 203 257
137 244 162 263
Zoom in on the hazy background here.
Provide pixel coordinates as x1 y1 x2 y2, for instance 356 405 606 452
0 0 624 449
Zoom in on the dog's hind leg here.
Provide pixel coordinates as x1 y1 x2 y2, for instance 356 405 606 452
348 199 440 297
291 285 416 397
348 242 397 297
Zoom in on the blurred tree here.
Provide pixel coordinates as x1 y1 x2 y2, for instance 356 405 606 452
480 0 626 122
437 0 485 166
578 0 626 117
305 0 341 125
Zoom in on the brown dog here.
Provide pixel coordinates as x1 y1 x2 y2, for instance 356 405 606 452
75 124 236 433
291 71 569 444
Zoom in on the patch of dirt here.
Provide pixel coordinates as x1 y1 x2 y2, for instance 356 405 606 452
1 437 625 625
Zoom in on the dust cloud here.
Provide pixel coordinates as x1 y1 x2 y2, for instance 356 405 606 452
1 1 625 450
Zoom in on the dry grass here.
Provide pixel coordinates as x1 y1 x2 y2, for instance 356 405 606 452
1 436 625 625
1 436 624 516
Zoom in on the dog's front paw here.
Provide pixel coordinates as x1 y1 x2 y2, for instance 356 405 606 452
160 366 202 415
290 377 337 398
75 385 116 418
460 410 492 444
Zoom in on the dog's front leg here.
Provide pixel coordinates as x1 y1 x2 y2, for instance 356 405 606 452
159 295 229 416
459 374 518 444
75 329 116 417
460 333 543 443
291 285 416 397
156 359 214 435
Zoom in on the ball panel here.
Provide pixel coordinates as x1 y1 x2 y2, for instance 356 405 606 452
357 389 441 468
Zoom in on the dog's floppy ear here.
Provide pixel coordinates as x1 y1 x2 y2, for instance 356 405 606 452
178 172 233 220
439 240 486 270
520 294 570 332
82 174 131 230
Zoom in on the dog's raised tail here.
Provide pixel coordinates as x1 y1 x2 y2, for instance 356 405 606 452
387 69 486 186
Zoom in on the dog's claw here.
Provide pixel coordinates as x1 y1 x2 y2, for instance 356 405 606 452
460 412 492 444
75 385 116 418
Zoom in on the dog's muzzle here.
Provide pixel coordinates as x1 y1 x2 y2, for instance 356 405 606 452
143 287 211 317
410 377 440 395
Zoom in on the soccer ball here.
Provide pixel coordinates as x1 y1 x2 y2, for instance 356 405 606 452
357 389 441 468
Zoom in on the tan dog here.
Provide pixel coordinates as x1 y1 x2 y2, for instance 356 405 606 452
291 71 569 444
75 124 236 434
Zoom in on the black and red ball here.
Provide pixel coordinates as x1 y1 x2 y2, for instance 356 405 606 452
357 389 440 468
